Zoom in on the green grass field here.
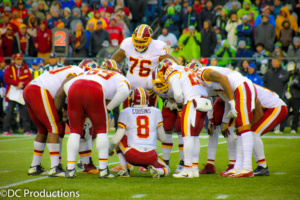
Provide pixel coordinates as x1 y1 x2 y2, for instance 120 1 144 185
0 130 300 200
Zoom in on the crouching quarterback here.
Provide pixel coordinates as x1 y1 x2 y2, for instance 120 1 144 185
109 87 169 179
152 59 212 178
111 24 179 107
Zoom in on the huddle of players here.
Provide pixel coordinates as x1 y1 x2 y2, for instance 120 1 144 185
25 24 287 179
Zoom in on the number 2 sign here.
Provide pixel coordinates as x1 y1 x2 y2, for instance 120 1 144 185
52 28 69 56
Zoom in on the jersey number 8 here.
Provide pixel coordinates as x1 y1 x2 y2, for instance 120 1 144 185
136 115 150 139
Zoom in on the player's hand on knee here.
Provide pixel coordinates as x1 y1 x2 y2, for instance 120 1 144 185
221 123 230 137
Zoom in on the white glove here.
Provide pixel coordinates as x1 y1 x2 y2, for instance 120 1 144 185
226 99 238 118
84 118 92 140
163 100 178 110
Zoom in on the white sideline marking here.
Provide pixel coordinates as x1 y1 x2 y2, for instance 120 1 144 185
274 172 286 175
0 137 33 142
0 170 11 173
0 177 48 189
216 195 229 199
131 194 147 198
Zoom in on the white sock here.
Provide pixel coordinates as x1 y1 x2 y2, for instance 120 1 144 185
253 133 267 168
48 143 60 168
118 152 127 170
226 126 236 164
207 126 219 165
183 136 193 171
192 136 200 170
162 133 173 161
241 131 254 170
31 141 46 166
79 138 90 165
96 133 109 170
157 167 169 176
59 137 63 163
178 133 184 160
67 133 81 170
234 135 243 171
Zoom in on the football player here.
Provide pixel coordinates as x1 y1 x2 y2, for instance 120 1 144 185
251 84 288 176
55 59 130 178
24 65 85 177
152 59 212 178
109 87 169 179
111 24 179 107
196 66 256 178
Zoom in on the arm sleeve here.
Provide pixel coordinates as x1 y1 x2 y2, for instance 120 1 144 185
107 81 130 111
108 127 126 154
168 73 183 104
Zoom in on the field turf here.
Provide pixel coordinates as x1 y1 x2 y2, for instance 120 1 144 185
0 129 299 200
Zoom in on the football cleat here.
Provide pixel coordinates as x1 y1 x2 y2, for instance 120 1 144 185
219 168 239 177
77 158 83 169
98 168 114 178
65 168 76 178
139 166 148 172
147 165 160 179
229 168 254 178
173 169 194 178
254 166 270 176
83 163 98 174
219 164 234 176
132 24 153 52
28 165 48 176
3 131 12 136
175 160 184 173
193 168 200 178
116 169 130 177
48 165 65 177
199 163 216 174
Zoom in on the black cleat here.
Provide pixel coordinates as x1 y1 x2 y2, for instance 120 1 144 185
49 165 65 177
28 165 48 176
254 166 270 176
98 168 114 178
65 168 76 178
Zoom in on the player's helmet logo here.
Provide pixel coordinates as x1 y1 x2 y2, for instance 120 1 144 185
79 59 99 71
132 24 153 53
129 87 149 107
186 61 202 72
151 68 170 94
101 59 122 73
157 58 174 74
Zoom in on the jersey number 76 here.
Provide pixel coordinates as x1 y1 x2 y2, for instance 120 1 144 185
129 57 152 77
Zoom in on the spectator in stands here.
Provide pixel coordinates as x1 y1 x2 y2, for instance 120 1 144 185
1 25 14 58
35 20 52 64
43 52 64 72
127 0 146 32
255 14 276 52
236 40 253 67
236 59 250 76
100 0 115 14
223 0 241 12
10 11 23 29
13 0 28 20
237 0 258 20
12 24 35 61
157 28 178 48
174 0 183 14
69 8 83 34
279 19 296 52
200 20 216 57
200 57 209 66
63 7 72 29
114 0 132 19
100 8 109 25
3 53 32 136
178 26 201 62
214 8 228 40
193 0 203 15
280 61 300 134
287 37 300 66
89 20 110 57
51 1 63 16
210 56 218 66
32 3 45 20
198 0 215 30
106 16 123 46
236 15 253 49
263 56 288 96
115 13 130 38
145 0 157 24
215 40 236 67
225 12 241 47
84 22 94 56
30 58 43 79
0 57 6 133
71 23 87 59
254 5 276 28
87 10 108 30
47 7 64 29
37 0 48 16
0 13 16 34
161 5 180 38
275 6 298 39
26 14 38 41
246 63 263 86
181 4 198 30
181 0 190 15
81 3 90 27
274 0 284 17
272 42 287 62
59 0 75 9
253 43 269 72
294 1 300 27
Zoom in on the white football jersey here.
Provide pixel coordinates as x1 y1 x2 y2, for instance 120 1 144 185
197 66 249 91
146 75 174 100
64 69 130 100
121 37 168 89
30 65 84 98
118 106 163 151
254 84 286 108
165 65 208 104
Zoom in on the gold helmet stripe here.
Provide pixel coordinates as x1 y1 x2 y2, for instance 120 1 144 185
138 24 146 38
111 59 117 70
138 87 145 105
